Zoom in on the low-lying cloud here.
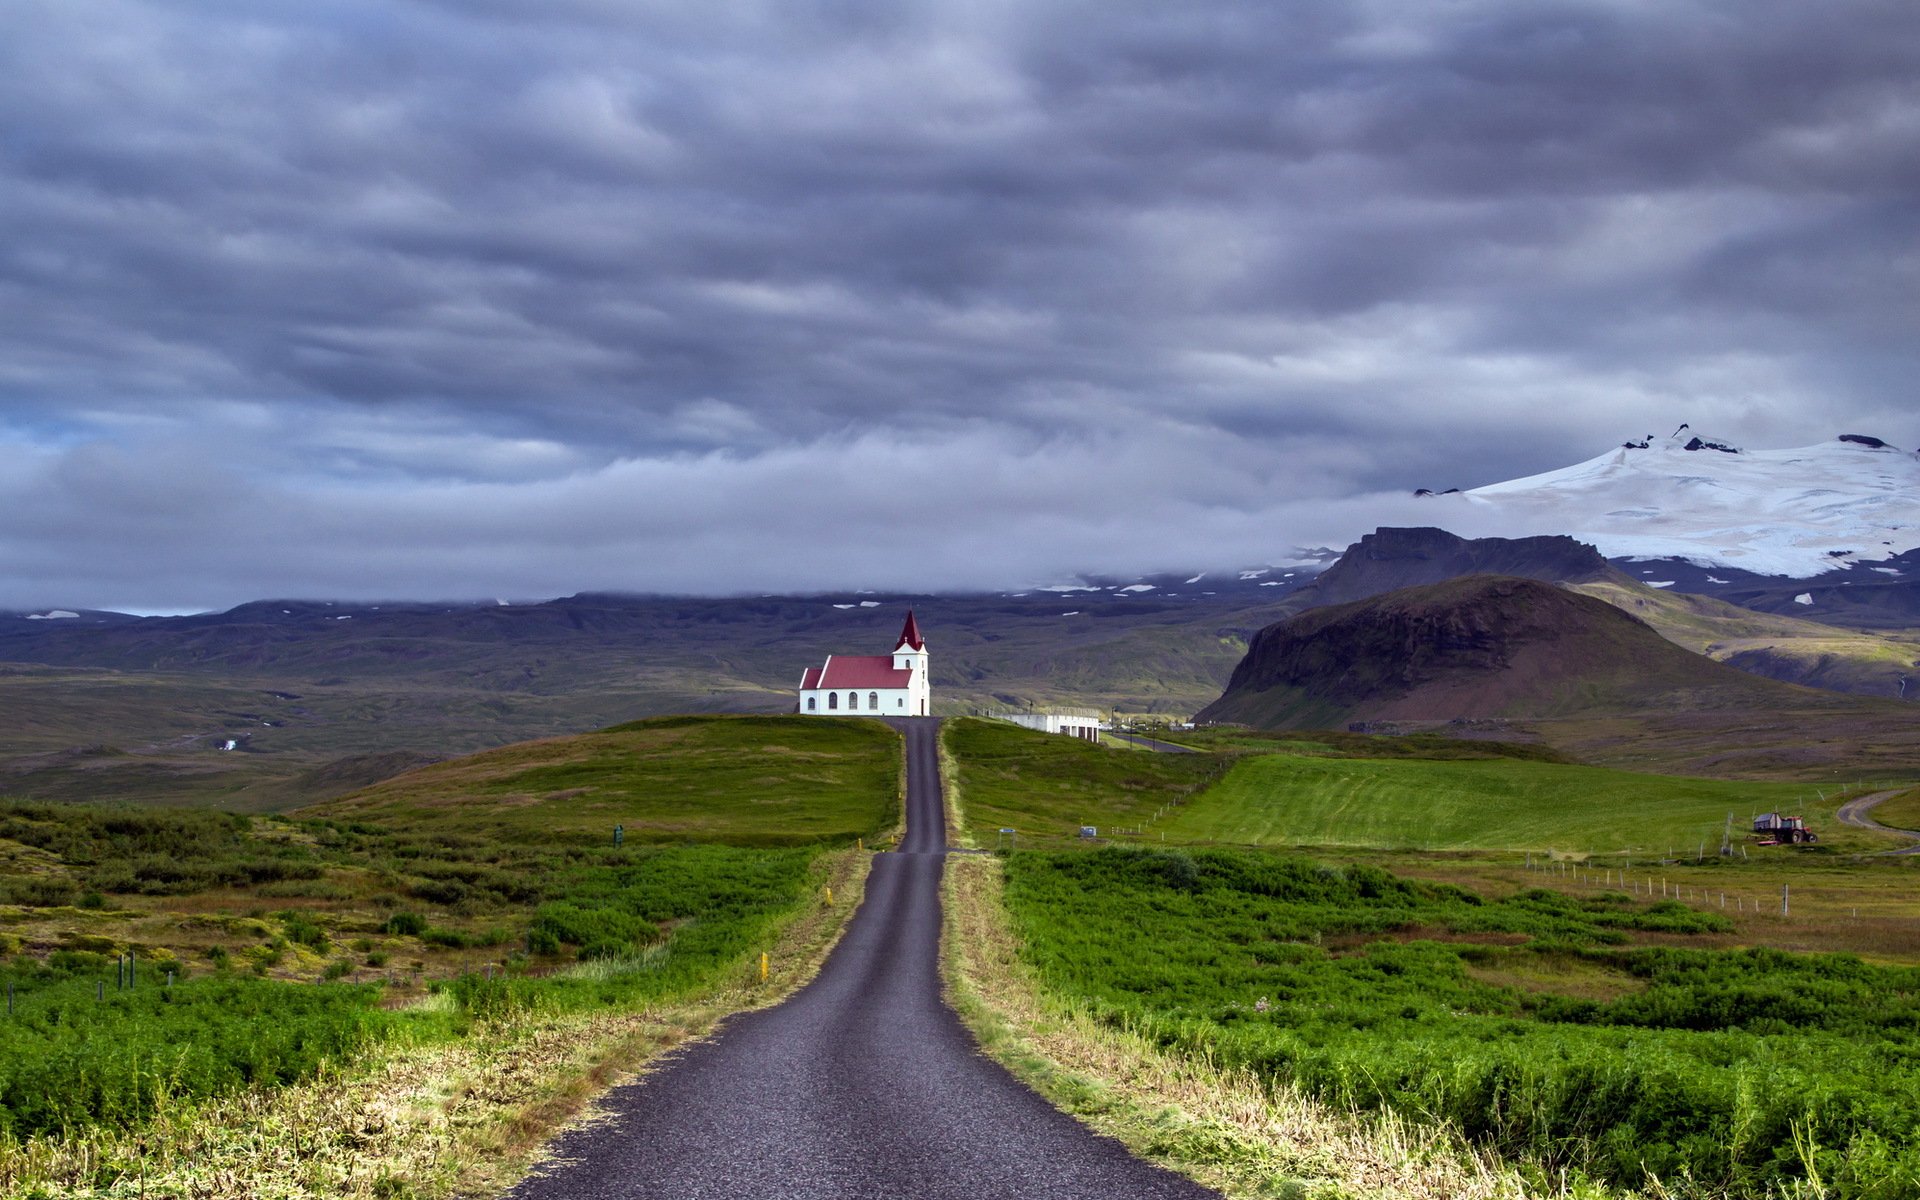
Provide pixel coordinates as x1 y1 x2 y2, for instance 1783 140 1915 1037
0 0 1914 609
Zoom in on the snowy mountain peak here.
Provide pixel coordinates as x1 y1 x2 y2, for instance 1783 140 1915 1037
1431 432 1920 578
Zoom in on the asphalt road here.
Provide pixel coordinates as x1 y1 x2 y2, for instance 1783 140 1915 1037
505 717 1218 1200
1835 789 1920 856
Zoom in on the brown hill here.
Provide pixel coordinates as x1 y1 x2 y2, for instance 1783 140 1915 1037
1197 575 1827 730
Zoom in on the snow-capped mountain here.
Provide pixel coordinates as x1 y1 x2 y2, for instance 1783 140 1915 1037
1427 430 1920 578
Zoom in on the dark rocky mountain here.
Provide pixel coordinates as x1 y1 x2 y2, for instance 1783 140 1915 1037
1293 527 1630 609
1197 575 1821 730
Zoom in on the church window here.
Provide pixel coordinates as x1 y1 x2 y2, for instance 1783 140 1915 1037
896 698 904 708
868 692 879 709
807 697 816 711
828 693 838 710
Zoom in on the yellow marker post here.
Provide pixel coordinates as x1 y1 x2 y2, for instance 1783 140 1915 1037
857 837 863 852
759 952 768 984
825 886 834 906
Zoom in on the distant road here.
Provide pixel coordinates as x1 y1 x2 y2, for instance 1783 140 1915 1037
1106 731 1199 753
1835 789 1920 856
505 717 1217 1200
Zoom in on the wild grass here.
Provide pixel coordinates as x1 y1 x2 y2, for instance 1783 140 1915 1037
312 714 901 846
0 714 901 1166
942 852 1608 1200
999 846 1920 1198
1 845 871 1199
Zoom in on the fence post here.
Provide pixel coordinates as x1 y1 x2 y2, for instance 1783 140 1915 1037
1782 884 1790 916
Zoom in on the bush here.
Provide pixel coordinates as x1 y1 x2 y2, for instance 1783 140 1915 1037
382 912 428 937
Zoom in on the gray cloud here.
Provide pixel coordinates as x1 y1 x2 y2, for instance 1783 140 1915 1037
0 0 1915 608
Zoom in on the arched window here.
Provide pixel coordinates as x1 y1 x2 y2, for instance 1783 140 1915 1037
806 697 816 711
828 693 838 710
847 692 858 710
868 692 879 710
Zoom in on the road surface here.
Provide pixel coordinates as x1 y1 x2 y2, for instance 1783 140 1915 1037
1835 789 1920 856
505 717 1217 1200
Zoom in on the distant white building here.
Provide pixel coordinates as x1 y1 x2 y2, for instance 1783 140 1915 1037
798 610 930 717
994 711 1102 742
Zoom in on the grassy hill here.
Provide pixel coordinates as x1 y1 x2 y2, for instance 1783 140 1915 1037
1572 580 1920 699
310 715 902 846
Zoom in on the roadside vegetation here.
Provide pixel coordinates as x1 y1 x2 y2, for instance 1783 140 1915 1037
946 716 1920 1198
1000 846 1920 1198
0 715 900 1196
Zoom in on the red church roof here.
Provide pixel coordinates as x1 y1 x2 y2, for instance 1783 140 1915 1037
810 655 913 689
895 609 925 651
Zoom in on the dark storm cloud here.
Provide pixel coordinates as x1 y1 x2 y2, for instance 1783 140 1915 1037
0 0 1915 607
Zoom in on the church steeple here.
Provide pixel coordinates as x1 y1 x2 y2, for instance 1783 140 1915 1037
895 608 925 652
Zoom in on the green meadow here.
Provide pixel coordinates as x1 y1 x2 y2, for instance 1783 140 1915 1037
1165 753 1823 854
942 718 1227 846
312 714 902 845
1003 847 1920 1199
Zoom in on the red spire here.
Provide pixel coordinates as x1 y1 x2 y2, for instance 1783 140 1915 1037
895 608 925 651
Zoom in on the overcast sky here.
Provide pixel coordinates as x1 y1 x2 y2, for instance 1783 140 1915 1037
3 0 1916 611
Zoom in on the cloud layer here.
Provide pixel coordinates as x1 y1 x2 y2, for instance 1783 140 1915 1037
2 0 1915 608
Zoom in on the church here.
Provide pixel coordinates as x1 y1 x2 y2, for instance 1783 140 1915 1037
797 610 930 716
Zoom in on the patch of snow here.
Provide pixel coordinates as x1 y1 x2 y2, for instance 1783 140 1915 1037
1259 581 1283 587
1118 584 1156 593
1184 573 1205 584
496 598 510 606
833 604 856 609
1647 581 1676 588
1871 567 1902 576
332 615 352 620
222 740 237 751
1794 593 1815 606
1238 569 1271 580
1706 576 1729 584
26 610 79 620
858 600 880 608
1036 584 1096 593
1061 611 1081 616
1460 433 1920 577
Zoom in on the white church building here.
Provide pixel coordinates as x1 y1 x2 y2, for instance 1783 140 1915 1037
798 610 930 716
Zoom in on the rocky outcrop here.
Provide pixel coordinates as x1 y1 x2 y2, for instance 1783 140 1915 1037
1293 527 1629 611
1198 575 1812 730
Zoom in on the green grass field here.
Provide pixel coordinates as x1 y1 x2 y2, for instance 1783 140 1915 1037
1002 847 1920 1198
1162 753 1834 854
1874 786 1920 833
943 719 1228 847
312 714 902 845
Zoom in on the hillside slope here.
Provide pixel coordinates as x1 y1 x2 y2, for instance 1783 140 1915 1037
1198 576 1830 730
1571 581 1920 700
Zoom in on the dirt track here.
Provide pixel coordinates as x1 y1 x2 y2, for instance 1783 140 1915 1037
504 717 1216 1200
